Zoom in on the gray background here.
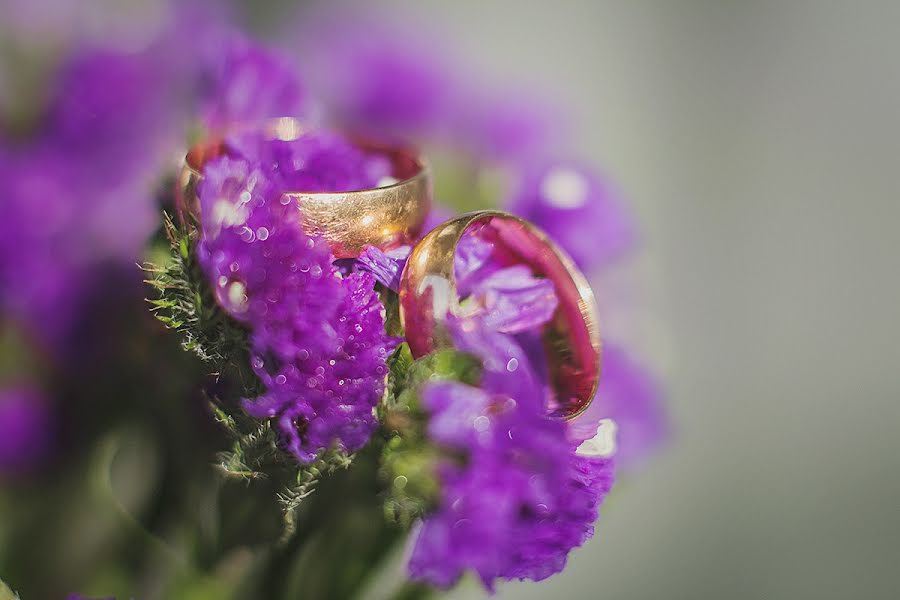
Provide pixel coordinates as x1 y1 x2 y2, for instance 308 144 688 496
357 1 900 598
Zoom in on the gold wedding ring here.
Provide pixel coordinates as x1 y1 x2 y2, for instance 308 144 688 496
176 117 431 258
398 211 601 419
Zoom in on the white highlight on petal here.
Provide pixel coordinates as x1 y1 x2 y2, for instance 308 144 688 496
418 275 452 322
212 198 249 229
540 167 589 209
575 418 618 458
227 281 248 312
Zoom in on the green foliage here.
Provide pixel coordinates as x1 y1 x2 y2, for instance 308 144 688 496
144 213 252 371
144 214 356 541
379 344 482 525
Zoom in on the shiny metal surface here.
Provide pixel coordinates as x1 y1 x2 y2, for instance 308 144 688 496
176 117 431 258
399 210 601 419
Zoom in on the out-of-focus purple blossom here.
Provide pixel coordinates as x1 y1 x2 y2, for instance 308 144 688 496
452 89 567 164
199 34 307 131
419 203 457 237
408 231 616 589
506 161 636 273
296 9 457 139
295 7 558 165
65 594 115 600
569 344 666 467
0 386 52 474
0 41 185 350
196 132 396 463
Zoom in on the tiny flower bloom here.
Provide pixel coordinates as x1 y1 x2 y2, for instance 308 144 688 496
296 10 457 139
1 41 183 349
410 375 615 590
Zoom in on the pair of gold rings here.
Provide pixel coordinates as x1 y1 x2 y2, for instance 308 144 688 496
177 118 600 419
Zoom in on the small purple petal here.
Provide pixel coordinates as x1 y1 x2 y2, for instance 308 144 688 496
464 265 559 334
355 245 409 292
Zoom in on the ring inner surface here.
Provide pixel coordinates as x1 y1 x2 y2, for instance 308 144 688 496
458 215 599 419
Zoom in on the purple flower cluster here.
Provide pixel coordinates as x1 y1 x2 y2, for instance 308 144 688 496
196 132 396 463
407 232 615 589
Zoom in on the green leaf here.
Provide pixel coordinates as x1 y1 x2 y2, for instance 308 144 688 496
379 347 483 525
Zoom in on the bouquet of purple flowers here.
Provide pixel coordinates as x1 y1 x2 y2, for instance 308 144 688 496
0 3 665 599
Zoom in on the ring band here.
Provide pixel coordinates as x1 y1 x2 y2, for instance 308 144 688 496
176 117 432 258
398 210 601 419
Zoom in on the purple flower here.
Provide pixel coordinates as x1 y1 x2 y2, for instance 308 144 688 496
354 245 409 292
408 231 616 589
409 378 614 590
453 228 559 336
196 133 396 463
452 89 566 164
505 161 636 274
0 386 52 475
200 33 307 131
1 42 184 350
296 10 457 139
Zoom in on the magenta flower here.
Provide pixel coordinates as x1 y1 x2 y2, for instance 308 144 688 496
196 132 396 463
